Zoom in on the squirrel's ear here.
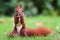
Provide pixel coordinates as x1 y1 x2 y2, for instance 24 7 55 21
16 4 18 8
20 4 22 8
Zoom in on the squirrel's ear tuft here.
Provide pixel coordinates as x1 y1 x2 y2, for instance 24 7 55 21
20 4 22 8
16 4 18 8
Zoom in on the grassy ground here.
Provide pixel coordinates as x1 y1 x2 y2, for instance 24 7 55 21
0 15 60 40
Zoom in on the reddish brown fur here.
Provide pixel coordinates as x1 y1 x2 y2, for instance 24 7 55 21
9 4 52 37
20 27 52 37
9 4 26 36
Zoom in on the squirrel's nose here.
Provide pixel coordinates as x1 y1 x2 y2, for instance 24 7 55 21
18 16 20 18
18 14 21 17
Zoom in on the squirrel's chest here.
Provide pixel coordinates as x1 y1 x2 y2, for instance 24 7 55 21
16 22 22 35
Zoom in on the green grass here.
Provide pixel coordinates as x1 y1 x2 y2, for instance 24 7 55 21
0 16 60 40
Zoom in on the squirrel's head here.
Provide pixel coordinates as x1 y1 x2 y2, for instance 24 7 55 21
15 4 23 18
15 4 23 24
16 4 22 14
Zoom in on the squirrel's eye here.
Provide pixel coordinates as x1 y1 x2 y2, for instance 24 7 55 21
15 13 18 16
16 10 18 13
15 10 18 16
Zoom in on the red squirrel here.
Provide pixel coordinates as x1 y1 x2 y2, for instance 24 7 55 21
9 4 27 37
9 4 52 37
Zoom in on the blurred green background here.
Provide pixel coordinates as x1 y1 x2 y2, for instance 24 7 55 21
0 0 60 16
0 0 60 40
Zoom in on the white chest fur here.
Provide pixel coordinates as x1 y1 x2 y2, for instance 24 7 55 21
16 25 22 35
